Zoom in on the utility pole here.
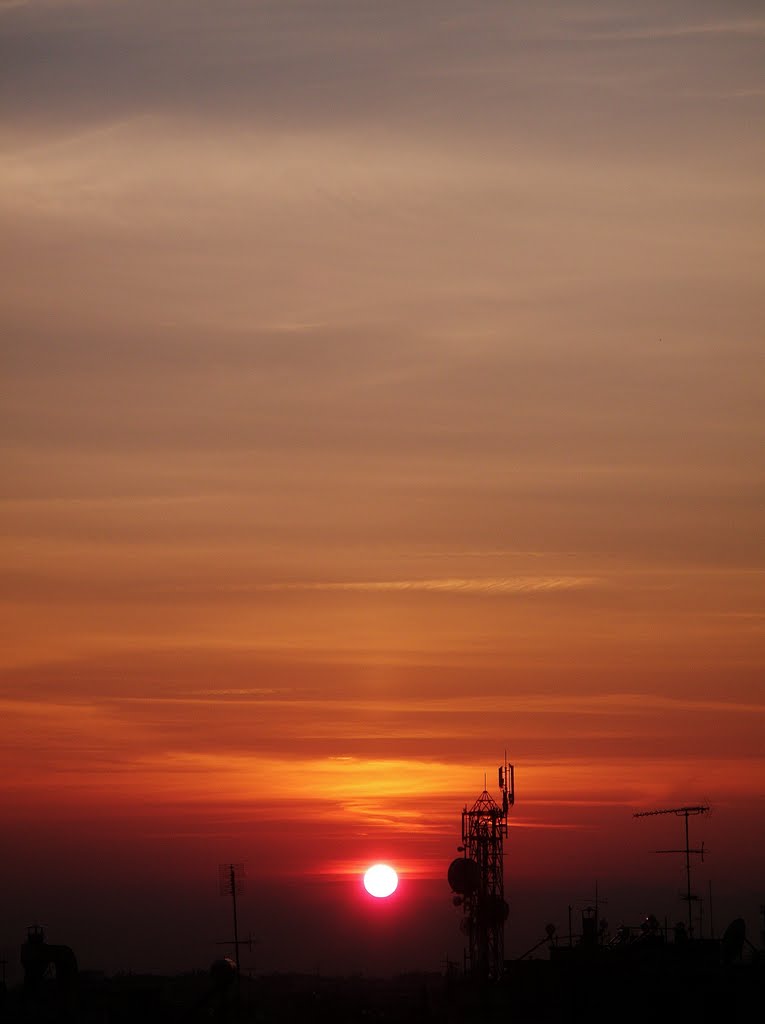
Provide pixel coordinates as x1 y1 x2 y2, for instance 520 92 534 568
633 805 709 938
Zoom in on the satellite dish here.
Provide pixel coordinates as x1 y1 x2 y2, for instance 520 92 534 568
448 857 481 895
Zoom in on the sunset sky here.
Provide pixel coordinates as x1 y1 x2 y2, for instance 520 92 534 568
1 0 764 977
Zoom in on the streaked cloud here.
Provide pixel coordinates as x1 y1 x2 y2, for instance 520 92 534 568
255 576 600 595
580 18 765 41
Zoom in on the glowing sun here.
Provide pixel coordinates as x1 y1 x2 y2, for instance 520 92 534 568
363 863 398 898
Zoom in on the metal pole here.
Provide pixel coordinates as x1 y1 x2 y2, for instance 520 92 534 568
684 812 693 938
230 865 241 994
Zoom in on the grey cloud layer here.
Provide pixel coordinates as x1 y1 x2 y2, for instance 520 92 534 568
3 0 763 150
2 0 763 570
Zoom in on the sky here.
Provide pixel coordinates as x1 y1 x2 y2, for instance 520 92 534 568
1 0 764 979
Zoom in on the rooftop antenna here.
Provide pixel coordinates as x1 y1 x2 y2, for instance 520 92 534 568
575 881 609 946
633 805 709 938
218 863 246 990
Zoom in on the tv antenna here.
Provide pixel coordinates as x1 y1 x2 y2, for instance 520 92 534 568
633 805 709 938
218 863 247 986
575 880 609 946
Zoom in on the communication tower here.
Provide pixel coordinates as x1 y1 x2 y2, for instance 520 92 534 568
448 755 514 980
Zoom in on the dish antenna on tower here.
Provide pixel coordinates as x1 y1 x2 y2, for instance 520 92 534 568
448 753 515 981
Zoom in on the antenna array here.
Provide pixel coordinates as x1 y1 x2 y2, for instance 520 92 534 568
633 805 710 938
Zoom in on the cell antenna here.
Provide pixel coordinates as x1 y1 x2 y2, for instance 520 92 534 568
447 753 515 981
633 805 709 938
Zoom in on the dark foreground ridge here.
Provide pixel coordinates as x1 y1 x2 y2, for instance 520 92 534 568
1 923 763 1024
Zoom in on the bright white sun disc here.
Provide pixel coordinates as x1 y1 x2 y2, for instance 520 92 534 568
363 863 398 898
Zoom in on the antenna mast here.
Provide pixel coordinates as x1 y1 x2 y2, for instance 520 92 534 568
633 805 709 938
219 863 246 987
448 754 515 981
